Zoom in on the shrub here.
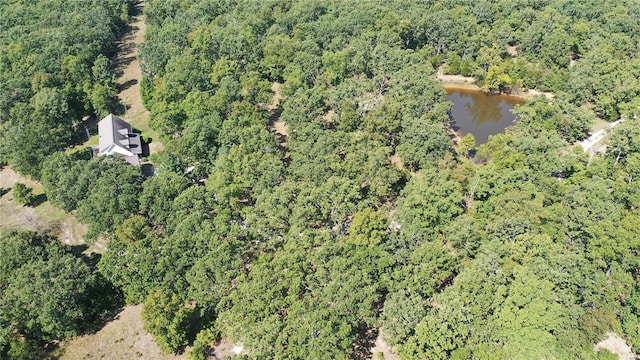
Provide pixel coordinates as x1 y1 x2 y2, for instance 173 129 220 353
13 183 35 206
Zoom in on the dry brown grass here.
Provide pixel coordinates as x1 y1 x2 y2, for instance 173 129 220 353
0 167 87 244
54 305 188 360
590 117 611 133
369 328 400 360
116 2 163 154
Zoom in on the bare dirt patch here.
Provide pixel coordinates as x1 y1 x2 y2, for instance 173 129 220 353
271 120 289 138
54 305 187 360
323 109 337 122
267 81 290 146
523 88 554 99
0 167 86 243
267 82 283 111
212 339 244 359
390 154 403 169
369 328 399 360
437 65 476 86
594 332 636 360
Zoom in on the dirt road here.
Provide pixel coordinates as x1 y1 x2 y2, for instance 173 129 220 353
115 1 162 153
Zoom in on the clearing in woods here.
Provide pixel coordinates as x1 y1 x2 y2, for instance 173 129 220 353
0 167 86 245
53 305 187 360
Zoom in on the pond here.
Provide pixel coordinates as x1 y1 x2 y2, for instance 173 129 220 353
445 87 526 145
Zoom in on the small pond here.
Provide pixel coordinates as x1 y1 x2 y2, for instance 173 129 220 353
445 87 526 145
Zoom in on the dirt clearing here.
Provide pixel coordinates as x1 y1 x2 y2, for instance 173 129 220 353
54 305 187 360
0 167 86 243
594 332 636 360
369 328 399 360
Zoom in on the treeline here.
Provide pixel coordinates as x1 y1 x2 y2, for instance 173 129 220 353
0 0 135 177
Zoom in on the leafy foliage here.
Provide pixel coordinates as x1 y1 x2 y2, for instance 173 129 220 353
5 0 640 358
0 231 119 358
142 289 195 354
12 183 34 206
42 155 145 239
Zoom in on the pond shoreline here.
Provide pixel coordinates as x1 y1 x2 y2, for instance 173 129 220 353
436 66 553 100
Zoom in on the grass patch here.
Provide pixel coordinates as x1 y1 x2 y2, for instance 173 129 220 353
52 305 189 360
66 135 99 156
0 167 88 244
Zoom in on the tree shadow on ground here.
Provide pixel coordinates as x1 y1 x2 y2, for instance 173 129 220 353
0 187 11 197
352 325 378 360
30 193 47 207
118 78 138 92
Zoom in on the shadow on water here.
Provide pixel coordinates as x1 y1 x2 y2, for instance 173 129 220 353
446 87 525 145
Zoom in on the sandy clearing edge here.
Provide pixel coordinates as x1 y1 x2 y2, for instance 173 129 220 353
436 65 553 100
594 332 636 360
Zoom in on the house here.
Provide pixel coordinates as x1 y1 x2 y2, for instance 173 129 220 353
97 114 142 165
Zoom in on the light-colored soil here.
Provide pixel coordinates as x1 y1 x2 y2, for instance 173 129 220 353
523 89 554 99
580 119 624 152
437 65 554 99
323 109 336 122
437 68 476 86
390 154 403 169
370 329 399 360
54 305 188 360
212 339 244 359
594 332 636 360
267 82 282 111
267 81 289 143
0 167 87 244
272 120 289 138
116 2 163 154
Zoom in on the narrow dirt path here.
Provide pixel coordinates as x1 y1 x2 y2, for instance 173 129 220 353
115 1 162 153
580 119 624 152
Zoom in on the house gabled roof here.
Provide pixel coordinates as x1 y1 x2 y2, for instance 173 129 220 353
98 114 142 165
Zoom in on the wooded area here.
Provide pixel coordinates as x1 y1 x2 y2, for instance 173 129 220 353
2 0 640 359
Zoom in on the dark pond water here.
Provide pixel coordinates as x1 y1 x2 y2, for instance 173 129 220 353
446 87 526 145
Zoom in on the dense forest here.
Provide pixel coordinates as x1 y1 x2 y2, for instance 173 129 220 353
2 0 640 359
0 0 134 177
